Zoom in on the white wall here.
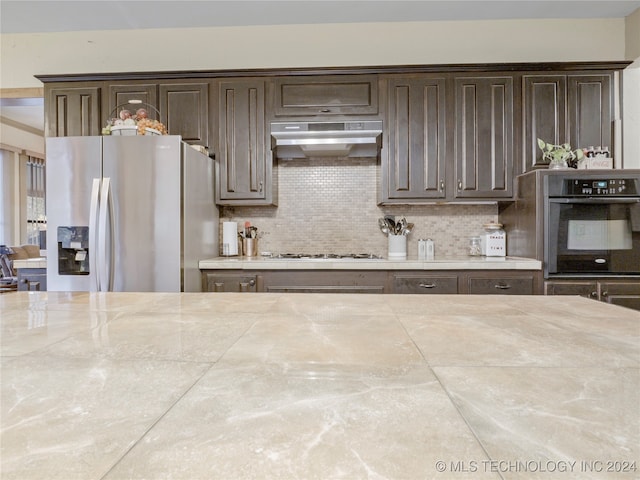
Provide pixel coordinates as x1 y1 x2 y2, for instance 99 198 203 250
0 123 44 156
0 18 627 89
0 16 637 167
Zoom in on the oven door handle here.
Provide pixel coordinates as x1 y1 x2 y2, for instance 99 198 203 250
548 198 640 204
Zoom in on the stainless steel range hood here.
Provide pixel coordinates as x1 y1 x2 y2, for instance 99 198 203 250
271 120 382 159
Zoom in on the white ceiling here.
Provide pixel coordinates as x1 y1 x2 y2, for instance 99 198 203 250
2 0 639 133
2 1 640 33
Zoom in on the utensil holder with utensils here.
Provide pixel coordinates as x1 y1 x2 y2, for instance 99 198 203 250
388 234 407 260
242 238 258 257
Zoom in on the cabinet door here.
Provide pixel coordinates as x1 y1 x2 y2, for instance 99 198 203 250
216 79 273 205
522 75 567 171
273 75 378 116
567 74 612 154
467 275 534 295
107 84 158 121
46 86 102 137
454 76 514 199
599 281 640 311
382 77 447 202
159 82 209 146
392 273 458 294
544 280 598 299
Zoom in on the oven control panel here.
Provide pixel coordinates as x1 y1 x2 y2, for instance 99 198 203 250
565 178 638 196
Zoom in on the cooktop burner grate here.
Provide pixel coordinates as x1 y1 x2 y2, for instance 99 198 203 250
268 253 382 260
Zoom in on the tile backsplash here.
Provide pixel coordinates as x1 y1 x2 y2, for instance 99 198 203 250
220 158 497 258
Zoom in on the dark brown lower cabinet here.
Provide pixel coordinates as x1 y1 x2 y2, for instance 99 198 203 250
545 280 640 311
392 274 458 294
466 274 534 295
204 273 257 292
202 270 542 295
261 271 387 294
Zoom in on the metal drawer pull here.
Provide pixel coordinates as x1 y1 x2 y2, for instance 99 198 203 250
590 291 598 298
214 282 224 292
419 283 437 289
494 284 511 290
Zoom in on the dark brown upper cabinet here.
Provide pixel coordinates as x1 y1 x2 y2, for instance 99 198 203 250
272 75 378 117
158 82 209 146
522 72 612 171
453 75 516 199
568 74 612 155
215 78 274 205
523 75 567 170
380 76 447 203
107 83 158 121
45 85 102 137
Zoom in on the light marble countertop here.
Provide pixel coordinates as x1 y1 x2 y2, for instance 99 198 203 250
11 257 47 269
199 255 542 270
1 291 638 479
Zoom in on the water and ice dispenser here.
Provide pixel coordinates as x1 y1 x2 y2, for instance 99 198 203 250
57 226 90 275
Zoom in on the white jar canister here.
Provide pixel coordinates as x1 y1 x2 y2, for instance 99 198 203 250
388 234 407 260
482 223 506 257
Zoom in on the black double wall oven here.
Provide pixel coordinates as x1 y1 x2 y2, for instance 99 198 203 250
501 170 640 307
545 174 640 278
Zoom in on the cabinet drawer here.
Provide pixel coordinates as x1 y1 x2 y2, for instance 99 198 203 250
544 281 598 298
204 273 257 292
393 274 458 294
17 269 47 291
467 276 534 295
273 75 378 116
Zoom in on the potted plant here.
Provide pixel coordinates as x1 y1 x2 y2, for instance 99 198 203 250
537 138 584 169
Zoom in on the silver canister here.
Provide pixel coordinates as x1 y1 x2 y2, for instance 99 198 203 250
418 239 427 260
425 238 435 260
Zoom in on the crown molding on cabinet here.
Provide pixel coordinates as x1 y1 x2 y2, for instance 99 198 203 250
35 61 634 83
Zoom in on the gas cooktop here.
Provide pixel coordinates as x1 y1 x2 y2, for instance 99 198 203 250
264 253 383 260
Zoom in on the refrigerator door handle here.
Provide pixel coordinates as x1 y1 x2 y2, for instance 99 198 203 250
89 178 101 292
98 177 115 291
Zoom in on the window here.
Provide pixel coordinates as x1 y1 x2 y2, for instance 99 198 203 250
26 156 46 246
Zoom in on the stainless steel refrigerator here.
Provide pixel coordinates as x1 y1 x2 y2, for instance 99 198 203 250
45 135 218 292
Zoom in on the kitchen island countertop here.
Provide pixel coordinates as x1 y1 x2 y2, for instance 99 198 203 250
1 291 638 479
199 255 542 270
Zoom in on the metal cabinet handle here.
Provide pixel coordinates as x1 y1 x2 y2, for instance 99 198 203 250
419 283 437 289
590 291 598 298
601 291 608 297
439 180 444 191
458 179 462 190
239 279 256 292
214 282 224 292
319 109 331 113
259 181 263 193
494 284 511 290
